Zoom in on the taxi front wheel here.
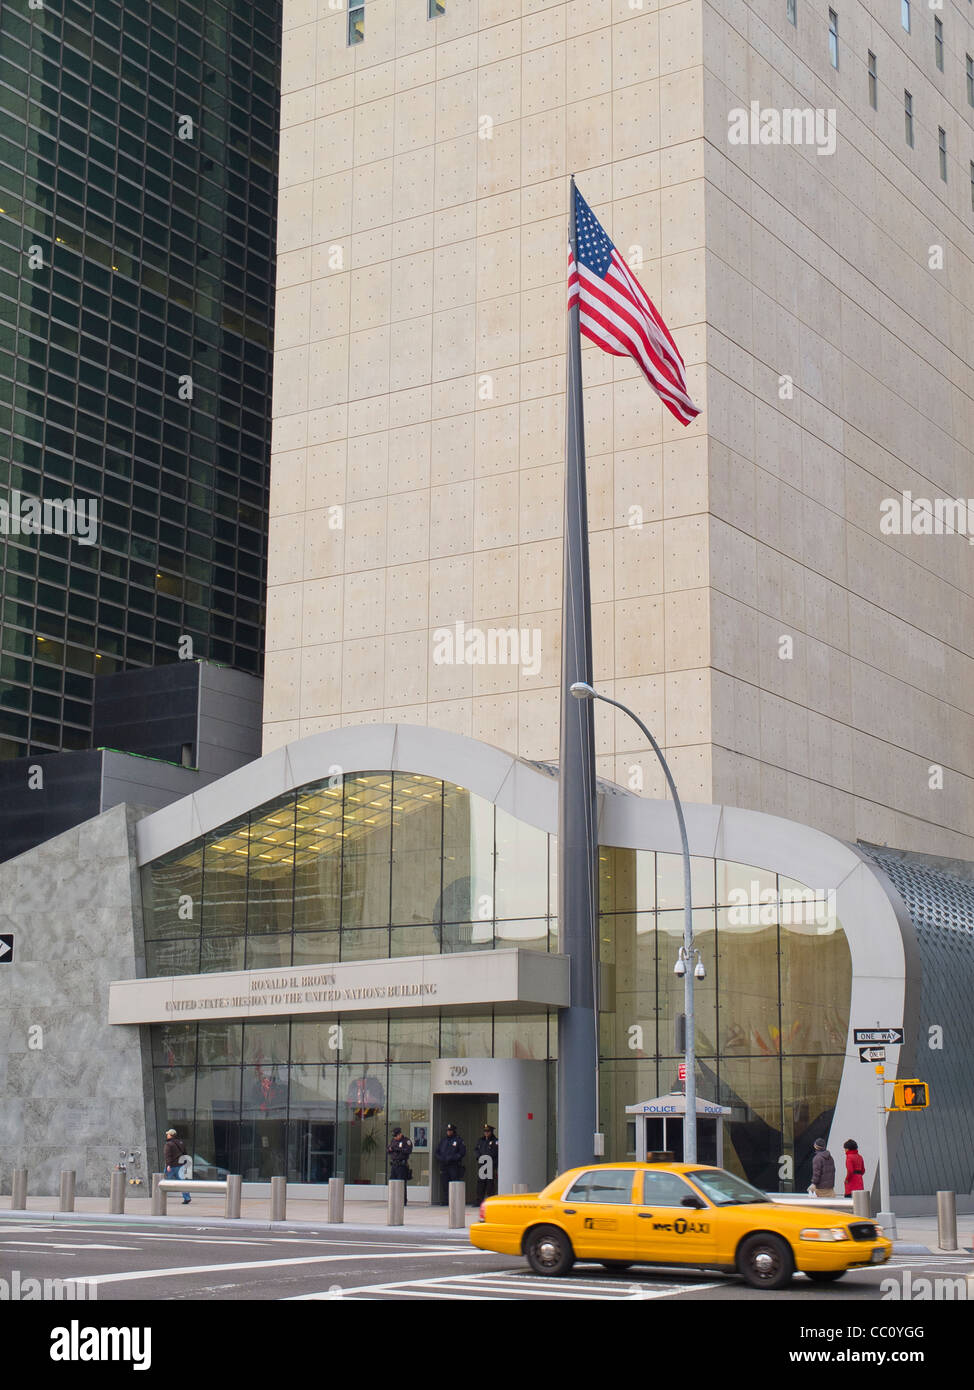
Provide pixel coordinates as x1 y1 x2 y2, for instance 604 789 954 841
524 1225 575 1277
737 1234 794 1290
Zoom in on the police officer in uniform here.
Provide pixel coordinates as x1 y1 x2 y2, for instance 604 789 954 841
434 1123 466 1204
475 1123 499 1202
387 1126 413 1205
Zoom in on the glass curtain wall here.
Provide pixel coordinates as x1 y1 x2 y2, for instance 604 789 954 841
0 0 280 758
141 772 558 972
152 1011 553 1184
144 778 852 1187
598 849 851 1189
144 771 559 1182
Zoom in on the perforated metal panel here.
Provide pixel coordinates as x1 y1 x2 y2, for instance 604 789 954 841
860 844 974 1197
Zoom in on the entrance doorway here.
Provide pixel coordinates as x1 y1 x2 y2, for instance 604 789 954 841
430 1092 498 1205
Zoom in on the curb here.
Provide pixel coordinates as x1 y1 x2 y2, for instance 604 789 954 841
0 1210 475 1239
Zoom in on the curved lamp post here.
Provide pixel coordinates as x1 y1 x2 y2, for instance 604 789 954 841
570 681 701 1163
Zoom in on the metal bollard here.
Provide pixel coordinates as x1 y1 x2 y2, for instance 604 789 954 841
151 1173 165 1216
936 1190 957 1251
225 1175 242 1219
328 1177 345 1224
109 1170 126 1215
270 1176 286 1223
448 1180 465 1228
59 1170 76 1213
852 1189 871 1218
11 1170 28 1210
387 1179 405 1226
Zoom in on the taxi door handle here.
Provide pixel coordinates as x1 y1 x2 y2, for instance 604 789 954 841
638 1212 654 1219
563 1208 577 1215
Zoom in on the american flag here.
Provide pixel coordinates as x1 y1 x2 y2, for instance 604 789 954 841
567 187 700 426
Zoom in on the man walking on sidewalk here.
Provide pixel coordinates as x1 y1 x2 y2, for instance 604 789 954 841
164 1128 192 1205
811 1137 836 1198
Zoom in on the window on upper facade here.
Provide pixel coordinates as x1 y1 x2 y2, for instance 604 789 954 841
828 9 838 68
868 51 877 109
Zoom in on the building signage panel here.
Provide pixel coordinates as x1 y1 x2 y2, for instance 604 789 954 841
108 948 570 1025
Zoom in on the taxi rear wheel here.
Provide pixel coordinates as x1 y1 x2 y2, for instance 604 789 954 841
600 1261 633 1272
738 1233 793 1290
524 1225 575 1277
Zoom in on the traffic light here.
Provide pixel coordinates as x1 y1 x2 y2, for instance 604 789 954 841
892 1080 929 1110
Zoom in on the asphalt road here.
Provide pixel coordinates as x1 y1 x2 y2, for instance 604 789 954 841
1 1219 971 1301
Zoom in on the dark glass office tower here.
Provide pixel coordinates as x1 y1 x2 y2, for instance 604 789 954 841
0 0 281 759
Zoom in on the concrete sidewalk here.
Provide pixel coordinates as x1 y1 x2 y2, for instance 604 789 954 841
0 1191 476 1234
2 1194 971 1253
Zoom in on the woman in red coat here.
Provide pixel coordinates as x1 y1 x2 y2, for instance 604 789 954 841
844 1139 866 1196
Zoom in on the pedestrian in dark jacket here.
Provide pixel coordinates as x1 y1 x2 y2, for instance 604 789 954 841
434 1124 466 1204
811 1138 836 1197
387 1127 413 1205
163 1128 191 1204
475 1124 499 1202
843 1139 865 1197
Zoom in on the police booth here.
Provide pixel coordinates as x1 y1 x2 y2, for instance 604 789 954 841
626 1093 732 1166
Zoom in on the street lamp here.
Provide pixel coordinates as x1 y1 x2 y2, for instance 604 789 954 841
570 680 701 1163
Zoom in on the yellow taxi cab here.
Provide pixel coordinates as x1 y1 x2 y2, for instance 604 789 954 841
470 1161 893 1289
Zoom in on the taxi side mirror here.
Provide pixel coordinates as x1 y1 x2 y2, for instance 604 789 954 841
681 1195 706 1208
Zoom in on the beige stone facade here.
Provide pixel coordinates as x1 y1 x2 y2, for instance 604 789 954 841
265 0 974 858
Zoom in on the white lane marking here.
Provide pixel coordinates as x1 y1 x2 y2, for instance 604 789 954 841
75 1248 462 1287
625 1281 724 1299
345 1288 493 1301
0 1241 138 1251
128 1235 448 1249
1 1227 465 1252
0 1230 265 1246
885 1257 974 1267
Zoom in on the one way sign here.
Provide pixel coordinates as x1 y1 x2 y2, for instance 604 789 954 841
0 935 12 963
859 1046 886 1063
854 1027 904 1045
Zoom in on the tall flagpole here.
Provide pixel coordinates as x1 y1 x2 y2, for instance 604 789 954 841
557 176 600 1171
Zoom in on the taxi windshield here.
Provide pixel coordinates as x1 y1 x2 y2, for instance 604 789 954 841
689 1169 771 1206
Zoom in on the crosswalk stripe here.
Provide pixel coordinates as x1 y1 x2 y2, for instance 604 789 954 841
295 1269 725 1300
